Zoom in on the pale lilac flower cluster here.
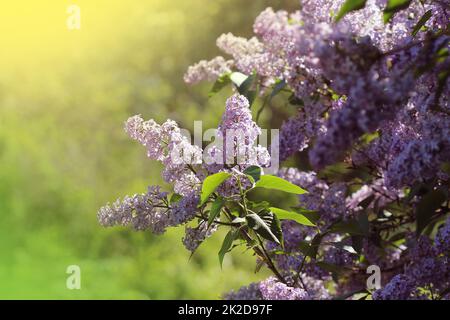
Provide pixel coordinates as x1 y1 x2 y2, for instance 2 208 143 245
279 112 310 161
225 276 315 301
98 186 171 234
101 0 450 300
258 277 310 300
207 95 270 196
435 216 450 254
99 94 270 246
182 222 218 252
125 115 203 196
372 274 415 300
224 282 263 300
194 1 448 300
184 56 233 85
385 114 450 188
300 274 331 300
186 1 448 181
374 233 450 299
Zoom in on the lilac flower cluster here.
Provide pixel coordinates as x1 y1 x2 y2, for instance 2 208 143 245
374 229 450 299
184 56 233 85
182 222 217 252
224 275 330 300
99 94 270 244
372 275 415 300
258 277 310 300
187 1 449 180
224 282 263 300
435 216 450 254
98 186 177 234
101 0 450 301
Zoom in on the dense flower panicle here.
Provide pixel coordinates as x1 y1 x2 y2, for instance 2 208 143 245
279 111 309 161
216 33 284 81
259 277 310 300
219 94 260 142
97 186 171 234
97 186 201 235
125 115 203 196
435 217 450 254
300 274 331 300
169 191 200 226
407 256 447 287
224 282 263 300
185 1 448 174
182 222 218 252
385 114 450 188
216 94 270 168
373 274 415 300
125 116 166 161
372 234 450 299
183 56 233 84
225 275 329 300
102 1 450 301
310 69 415 169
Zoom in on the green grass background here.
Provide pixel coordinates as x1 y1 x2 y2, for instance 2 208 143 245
0 0 298 299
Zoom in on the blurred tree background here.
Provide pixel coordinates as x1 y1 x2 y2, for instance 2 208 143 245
0 0 298 299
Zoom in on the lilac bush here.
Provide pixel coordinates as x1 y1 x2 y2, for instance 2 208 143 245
98 0 449 300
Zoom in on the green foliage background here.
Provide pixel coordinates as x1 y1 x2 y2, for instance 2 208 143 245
0 0 298 299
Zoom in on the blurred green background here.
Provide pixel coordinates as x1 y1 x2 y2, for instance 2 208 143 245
0 0 297 299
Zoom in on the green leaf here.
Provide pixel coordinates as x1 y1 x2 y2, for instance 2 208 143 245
412 10 432 36
248 200 271 212
209 73 231 97
230 72 258 105
169 193 182 204
231 217 246 224
318 162 362 182
208 196 224 226
330 219 368 236
333 288 367 300
298 241 314 257
244 165 262 183
230 72 248 87
288 93 304 106
351 235 364 254
383 0 412 23
298 233 324 259
218 230 238 268
316 261 345 274
199 172 231 206
246 211 283 245
358 195 375 209
238 73 256 94
441 162 450 175
254 175 307 194
389 231 407 242
357 211 370 235
292 208 320 223
254 259 265 273
416 189 446 235
270 79 287 98
270 207 316 227
335 0 367 22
